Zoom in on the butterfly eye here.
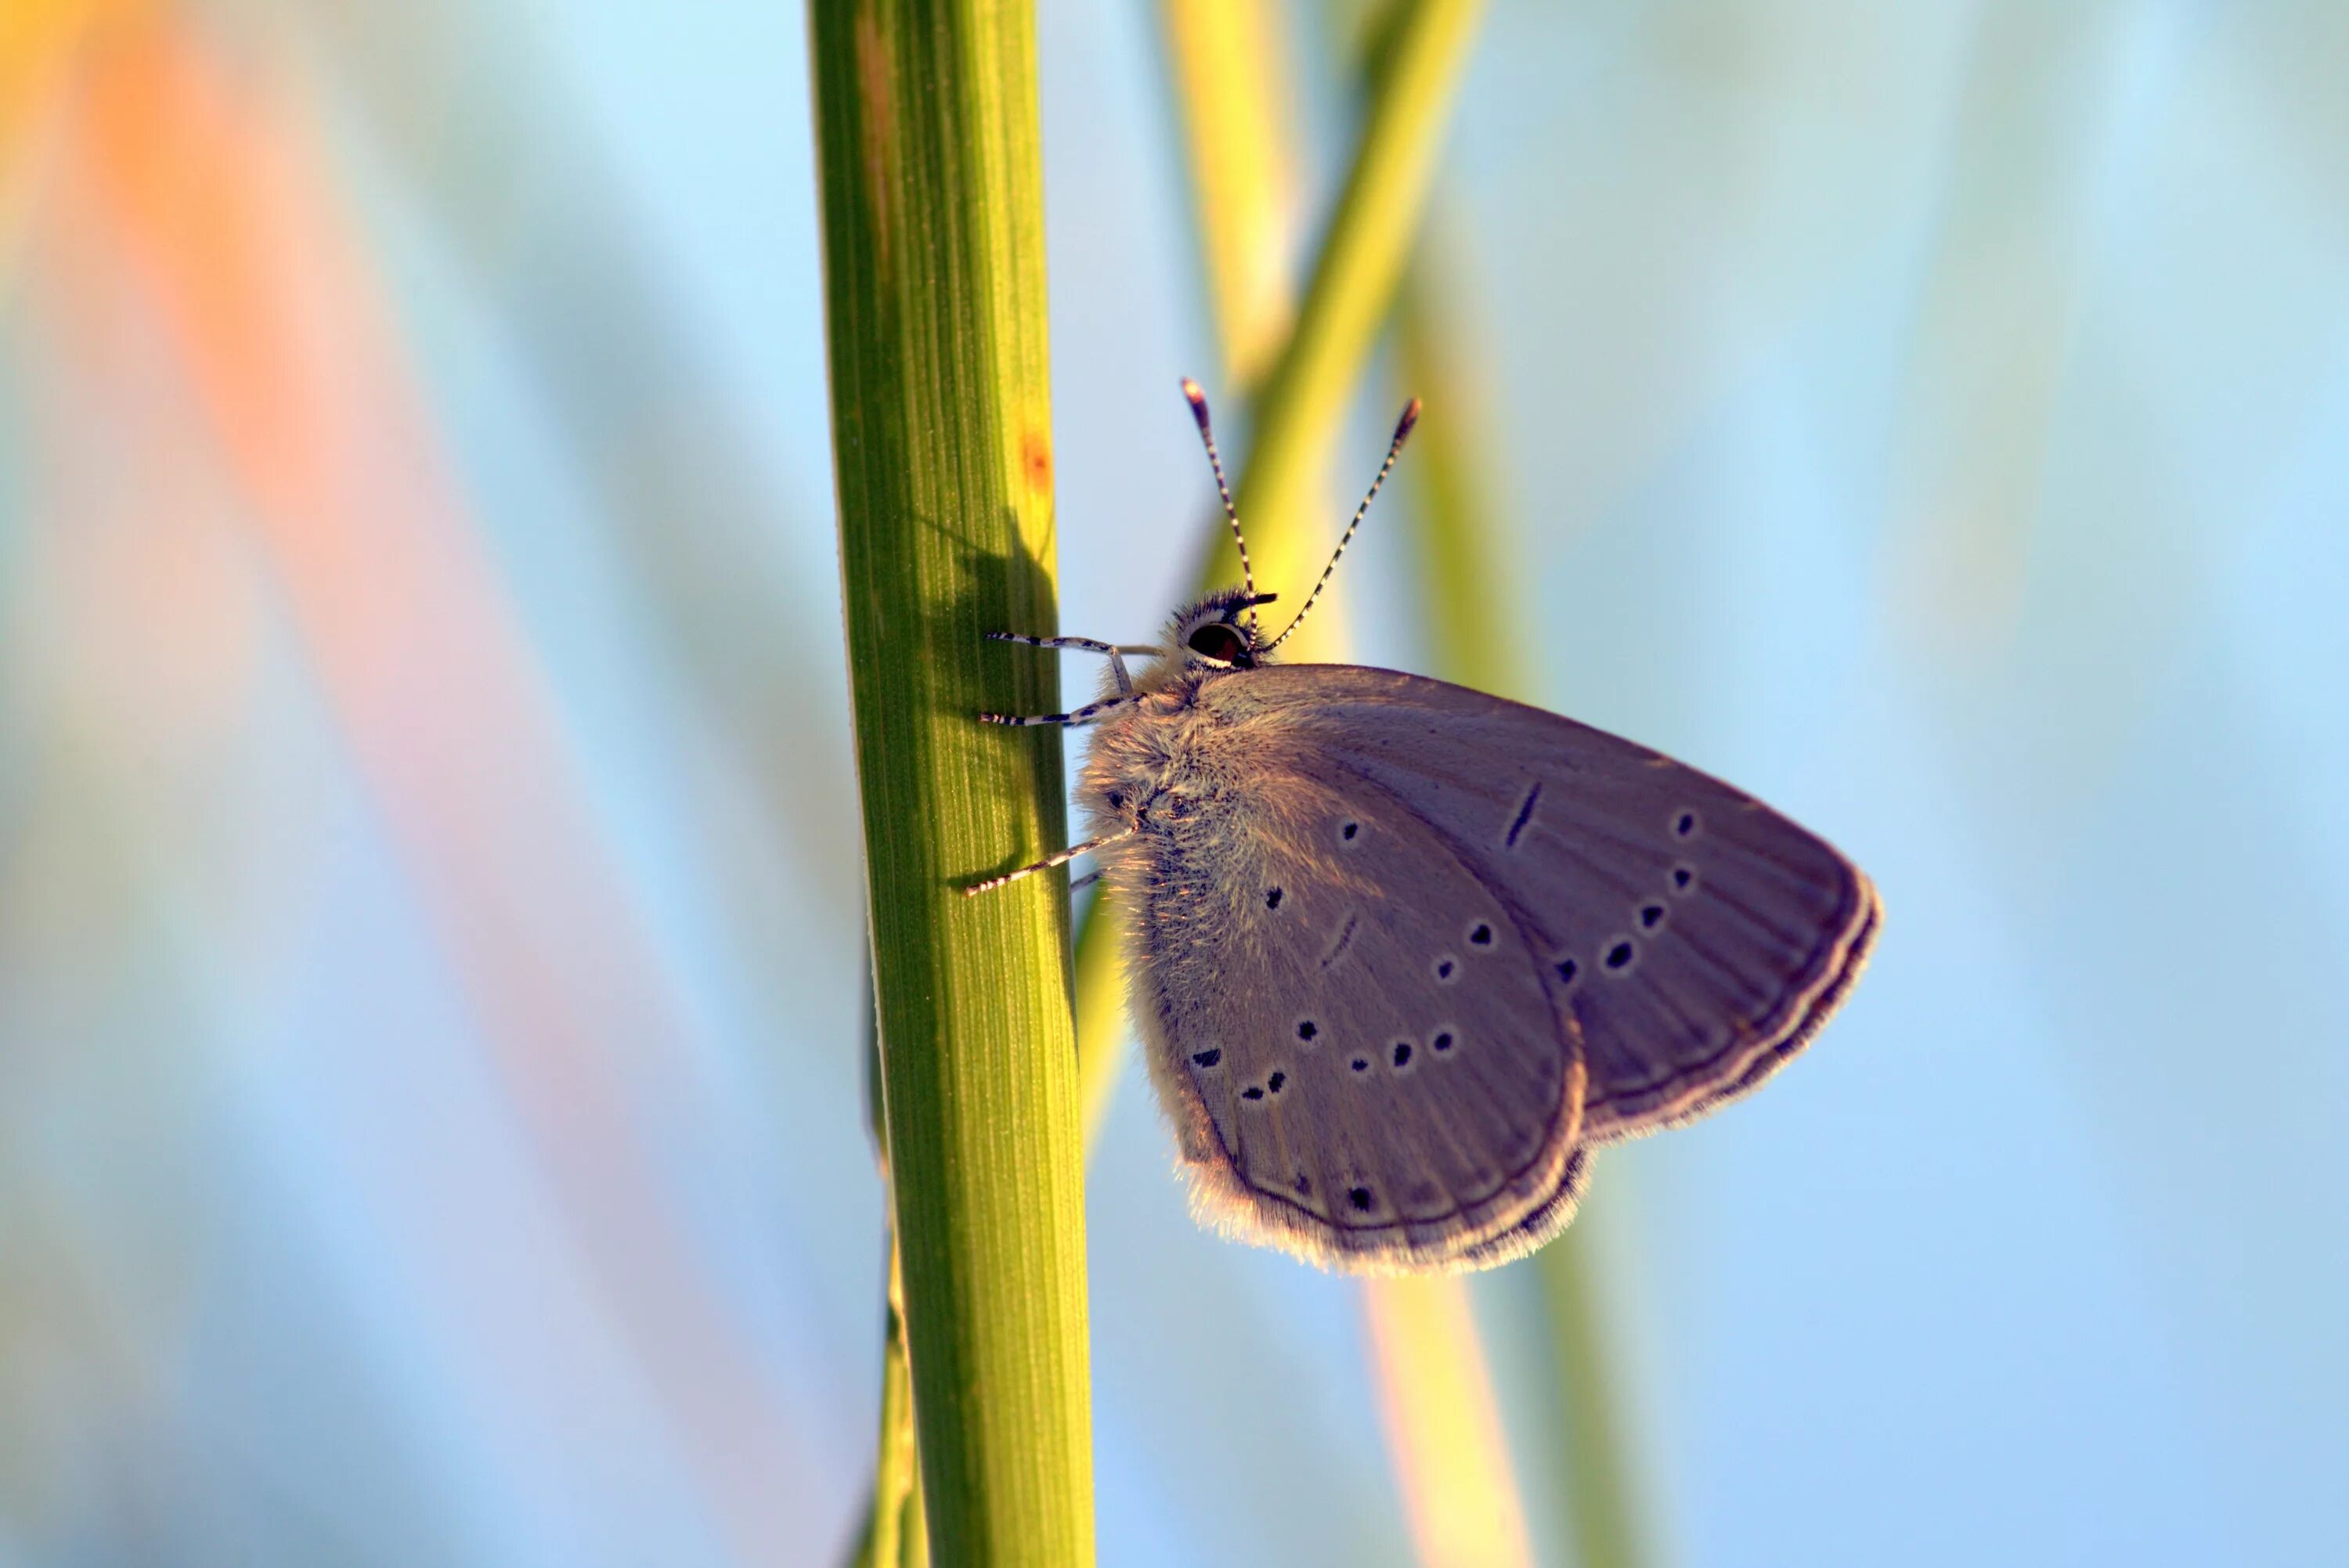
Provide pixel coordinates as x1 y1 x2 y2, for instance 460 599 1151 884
1185 622 1253 665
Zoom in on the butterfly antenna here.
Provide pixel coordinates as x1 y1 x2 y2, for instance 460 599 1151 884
1181 377 1259 633
1262 397 1422 653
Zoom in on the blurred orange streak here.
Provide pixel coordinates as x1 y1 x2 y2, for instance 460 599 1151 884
0 0 113 272
1 0 103 149
40 13 824 1556
1365 1276 1535 1568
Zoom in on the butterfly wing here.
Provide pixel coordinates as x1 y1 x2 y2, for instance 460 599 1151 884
1098 741 1587 1272
1451 1146 1593 1270
1198 665 1879 1149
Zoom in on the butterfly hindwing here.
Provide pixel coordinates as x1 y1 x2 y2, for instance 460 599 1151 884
1200 665 1879 1148
1106 755 1586 1271
1449 1145 1593 1269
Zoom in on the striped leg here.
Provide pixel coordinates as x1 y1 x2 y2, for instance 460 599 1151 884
978 693 1139 729
982 629 1152 723
962 827 1137 896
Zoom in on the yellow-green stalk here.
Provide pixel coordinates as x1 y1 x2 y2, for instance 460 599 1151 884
810 0 1092 1559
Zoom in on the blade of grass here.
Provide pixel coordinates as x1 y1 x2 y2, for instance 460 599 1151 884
1078 0 1488 1142
810 0 1093 1561
1209 0 1487 631
1396 248 1658 1568
1157 0 1303 387
848 997 932 1568
1390 257 1525 694
849 1238 930 1568
1533 1239 1650 1568
1363 1277 1535 1568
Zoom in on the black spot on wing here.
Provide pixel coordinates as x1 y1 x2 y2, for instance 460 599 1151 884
1505 780 1543 848
1321 913 1359 968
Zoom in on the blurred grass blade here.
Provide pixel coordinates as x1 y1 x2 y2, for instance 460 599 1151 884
1080 0 1488 1142
1157 0 1304 385
1211 0 1488 640
1391 255 1525 695
1397 243 1657 1568
1535 1242 1649 1568
810 0 1094 1560
1364 1278 1535 1568
850 984 929 1568
1071 896 1128 1147
849 1237 924 1568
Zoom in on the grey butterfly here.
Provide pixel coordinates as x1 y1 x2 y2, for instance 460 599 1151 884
969 381 1880 1274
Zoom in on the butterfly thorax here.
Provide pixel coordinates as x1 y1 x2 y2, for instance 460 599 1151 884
1077 673 1242 844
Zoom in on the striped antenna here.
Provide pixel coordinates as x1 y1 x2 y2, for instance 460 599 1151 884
1261 398 1421 653
1180 378 1258 633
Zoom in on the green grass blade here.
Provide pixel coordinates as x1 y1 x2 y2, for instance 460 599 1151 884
810 0 1094 1560
1209 0 1488 606
1534 1240 1653 1568
848 1238 924 1568
1391 260 1526 697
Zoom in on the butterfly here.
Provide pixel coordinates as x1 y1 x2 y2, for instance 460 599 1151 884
967 380 1880 1274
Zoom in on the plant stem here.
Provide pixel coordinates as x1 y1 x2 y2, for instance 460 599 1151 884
810 0 1093 1559
1211 0 1488 615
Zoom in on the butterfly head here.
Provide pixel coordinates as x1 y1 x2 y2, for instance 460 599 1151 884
1169 589 1279 672
1174 378 1423 662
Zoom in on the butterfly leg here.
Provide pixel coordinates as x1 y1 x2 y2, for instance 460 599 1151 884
962 827 1136 896
977 693 1140 728
987 629 1150 695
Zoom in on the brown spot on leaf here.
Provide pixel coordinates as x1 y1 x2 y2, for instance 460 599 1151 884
853 13 896 279
1023 426 1053 492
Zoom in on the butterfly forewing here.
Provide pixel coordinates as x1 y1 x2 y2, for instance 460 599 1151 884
1202 666 1879 1148
1107 759 1586 1271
